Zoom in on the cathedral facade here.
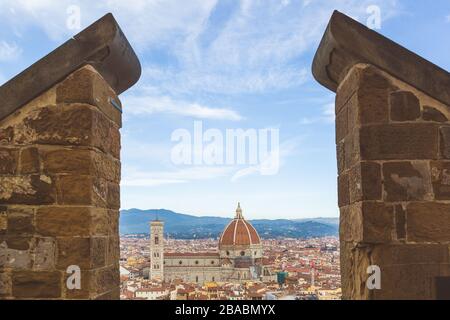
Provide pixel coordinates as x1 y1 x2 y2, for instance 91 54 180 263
149 203 272 284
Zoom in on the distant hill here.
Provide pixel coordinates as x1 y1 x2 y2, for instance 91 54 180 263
120 209 338 239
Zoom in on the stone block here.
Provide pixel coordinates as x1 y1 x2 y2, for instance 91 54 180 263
338 173 350 207
36 207 92 237
360 124 438 160
0 127 14 145
335 106 348 143
12 271 61 298
406 202 450 242
0 175 56 205
0 148 19 174
56 237 107 270
56 66 122 127
349 162 382 203
382 161 432 201
340 202 394 243
42 148 91 175
423 106 448 122
32 237 56 271
372 264 441 300
20 147 40 174
0 272 11 296
430 161 450 199
6 207 35 235
394 205 406 240
390 91 421 121
56 175 107 207
440 126 450 159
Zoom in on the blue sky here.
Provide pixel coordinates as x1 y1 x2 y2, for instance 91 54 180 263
0 0 449 219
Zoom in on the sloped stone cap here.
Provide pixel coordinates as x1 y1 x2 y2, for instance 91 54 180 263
312 11 450 106
0 13 141 121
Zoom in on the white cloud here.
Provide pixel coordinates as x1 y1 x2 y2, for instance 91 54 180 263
300 102 335 125
0 41 22 61
121 165 234 187
231 136 301 182
122 93 242 121
0 0 400 95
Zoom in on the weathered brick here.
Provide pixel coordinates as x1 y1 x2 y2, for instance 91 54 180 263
0 238 32 269
0 175 56 205
360 124 438 160
349 162 382 203
7 207 35 235
92 152 121 183
383 161 432 201
12 271 61 298
407 202 450 242
56 237 89 270
0 272 11 296
339 204 362 242
57 175 106 206
0 148 19 174
340 202 394 243
344 129 360 169
361 202 394 243
107 183 120 209
440 126 450 159
56 66 122 127
394 205 406 240
372 264 442 300
390 91 421 121
106 236 120 265
94 265 119 295
20 147 40 174
16 105 92 146
336 140 345 174
42 148 91 175
0 207 6 233
339 240 371 299
371 244 448 265
430 161 450 199
56 237 107 270
32 237 56 271
36 207 92 237
338 173 350 207
335 106 348 143
0 127 14 145
423 106 448 122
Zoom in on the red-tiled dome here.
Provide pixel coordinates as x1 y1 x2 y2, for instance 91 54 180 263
219 203 261 247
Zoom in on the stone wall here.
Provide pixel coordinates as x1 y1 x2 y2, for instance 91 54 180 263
0 66 122 299
337 64 450 299
313 11 450 300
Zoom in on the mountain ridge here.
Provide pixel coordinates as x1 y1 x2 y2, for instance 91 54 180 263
120 208 338 239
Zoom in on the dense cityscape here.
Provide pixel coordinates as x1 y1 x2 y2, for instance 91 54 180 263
119 236 341 300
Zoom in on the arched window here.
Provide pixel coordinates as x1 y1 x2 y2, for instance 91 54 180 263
212 276 215 282
211 260 215 265
195 276 199 283
179 260 182 265
154 236 159 245
226 251 230 256
240 251 245 256
195 260 199 265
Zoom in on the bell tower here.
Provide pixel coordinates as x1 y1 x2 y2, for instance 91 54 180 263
150 220 164 281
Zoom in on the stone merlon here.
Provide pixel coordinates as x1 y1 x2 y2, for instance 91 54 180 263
312 11 450 106
0 13 141 121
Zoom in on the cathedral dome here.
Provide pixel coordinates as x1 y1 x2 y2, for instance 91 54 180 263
219 203 261 248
